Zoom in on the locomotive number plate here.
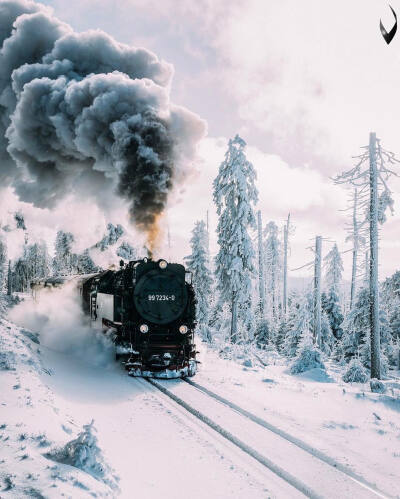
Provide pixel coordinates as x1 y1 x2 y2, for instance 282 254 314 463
148 294 176 301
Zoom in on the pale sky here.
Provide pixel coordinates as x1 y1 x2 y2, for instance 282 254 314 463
3 0 400 280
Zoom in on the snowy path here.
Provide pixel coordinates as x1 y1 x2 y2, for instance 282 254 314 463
150 378 385 499
40 347 305 498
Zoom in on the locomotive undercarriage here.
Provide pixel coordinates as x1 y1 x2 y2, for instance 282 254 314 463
113 327 197 378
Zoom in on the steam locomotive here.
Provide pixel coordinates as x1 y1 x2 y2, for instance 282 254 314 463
81 258 198 377
32 258 198 378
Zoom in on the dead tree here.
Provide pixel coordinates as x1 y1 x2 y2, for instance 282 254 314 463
334 132 399 379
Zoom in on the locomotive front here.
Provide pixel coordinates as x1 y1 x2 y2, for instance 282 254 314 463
127 258 197 377
81 258 197 378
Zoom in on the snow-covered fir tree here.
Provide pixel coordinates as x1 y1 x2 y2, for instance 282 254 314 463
322 243 344 342
290 329 325 374
53 231 77 276
322 289 344 340
213 135 258 343
324 243 343 294
185 220 213 341
263 221 282 324
0 236 7 293
283 294 313 357
117 241 137 262
77 249 99 274
96 223 124 251
14 211 27 231
342 287 391 370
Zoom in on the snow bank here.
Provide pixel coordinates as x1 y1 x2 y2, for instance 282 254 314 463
0 304 118 497
8 282 115 368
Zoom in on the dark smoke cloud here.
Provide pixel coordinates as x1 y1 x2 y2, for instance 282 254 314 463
0 0 205 242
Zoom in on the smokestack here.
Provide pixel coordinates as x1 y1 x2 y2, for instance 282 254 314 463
0 0 206 252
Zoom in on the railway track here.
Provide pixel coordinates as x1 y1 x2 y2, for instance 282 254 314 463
141 377 391 499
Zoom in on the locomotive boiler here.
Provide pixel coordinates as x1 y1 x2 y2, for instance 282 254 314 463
79 258 197 378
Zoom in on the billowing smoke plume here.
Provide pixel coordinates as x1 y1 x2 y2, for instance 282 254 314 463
0 0 205 252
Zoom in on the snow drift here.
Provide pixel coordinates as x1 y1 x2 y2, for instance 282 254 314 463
0 0 205 251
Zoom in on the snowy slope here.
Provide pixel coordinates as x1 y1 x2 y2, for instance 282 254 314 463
0 311 118 497
2 293 400 498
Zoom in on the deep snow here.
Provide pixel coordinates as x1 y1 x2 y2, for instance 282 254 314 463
1 296 400 498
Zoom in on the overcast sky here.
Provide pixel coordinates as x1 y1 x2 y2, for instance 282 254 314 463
3 0 400 280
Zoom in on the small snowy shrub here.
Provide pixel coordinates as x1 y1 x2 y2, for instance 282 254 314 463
370 378 387 394
290 335 325 374
342 357 368 383
51 420 119 491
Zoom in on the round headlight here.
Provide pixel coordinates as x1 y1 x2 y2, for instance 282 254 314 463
159 260 168 269
139 324 149 333
179 325 188 334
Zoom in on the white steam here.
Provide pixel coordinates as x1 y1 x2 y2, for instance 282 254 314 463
8 282 115 367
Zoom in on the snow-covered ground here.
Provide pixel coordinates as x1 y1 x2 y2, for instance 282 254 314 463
1 297 400 498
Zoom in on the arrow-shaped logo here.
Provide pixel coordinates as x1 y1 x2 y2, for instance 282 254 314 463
380 5 397 44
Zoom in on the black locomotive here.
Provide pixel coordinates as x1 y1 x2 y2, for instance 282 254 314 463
79 258 197 378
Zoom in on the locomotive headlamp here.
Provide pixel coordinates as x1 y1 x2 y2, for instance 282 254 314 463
179 325 188 334
139 324 149 333
159 260 168 269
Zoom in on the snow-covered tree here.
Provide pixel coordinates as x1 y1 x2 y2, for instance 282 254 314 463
53 231 77 275
334 132 399 379
185 220 213 341
290 330 325 374
0 236 7 293
26 242 50 280
342 357 369 383
77 249 99 274
324 243 343 294
264 221 282 323
117 241 137 262
213 135 258 343
342 287 391 372
283 294 313 357
96 223 124 251
322 289 344 340
53 420 119 491
14 211 27 231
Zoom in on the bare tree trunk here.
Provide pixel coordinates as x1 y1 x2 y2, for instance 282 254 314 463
283 213 290 316
350 189 358 309
369 132 381 379
365 250 369 285
314 236 322 348
257 210 265 317
231 293 238 343
7 260 12 296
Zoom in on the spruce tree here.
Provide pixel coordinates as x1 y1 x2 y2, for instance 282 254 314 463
213 135 257 343
185 220 213 341
264 221 282 324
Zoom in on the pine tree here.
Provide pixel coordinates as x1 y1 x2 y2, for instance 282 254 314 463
283 294 313 357
0 236 7 293
96 224 124 251
185 220 213 341
213 135 258 343
77 249 98 273
53 231 77 276
117 241 137 262
342 287 391 371
264 221 282 323
324 243 343 294
322 289 344 340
